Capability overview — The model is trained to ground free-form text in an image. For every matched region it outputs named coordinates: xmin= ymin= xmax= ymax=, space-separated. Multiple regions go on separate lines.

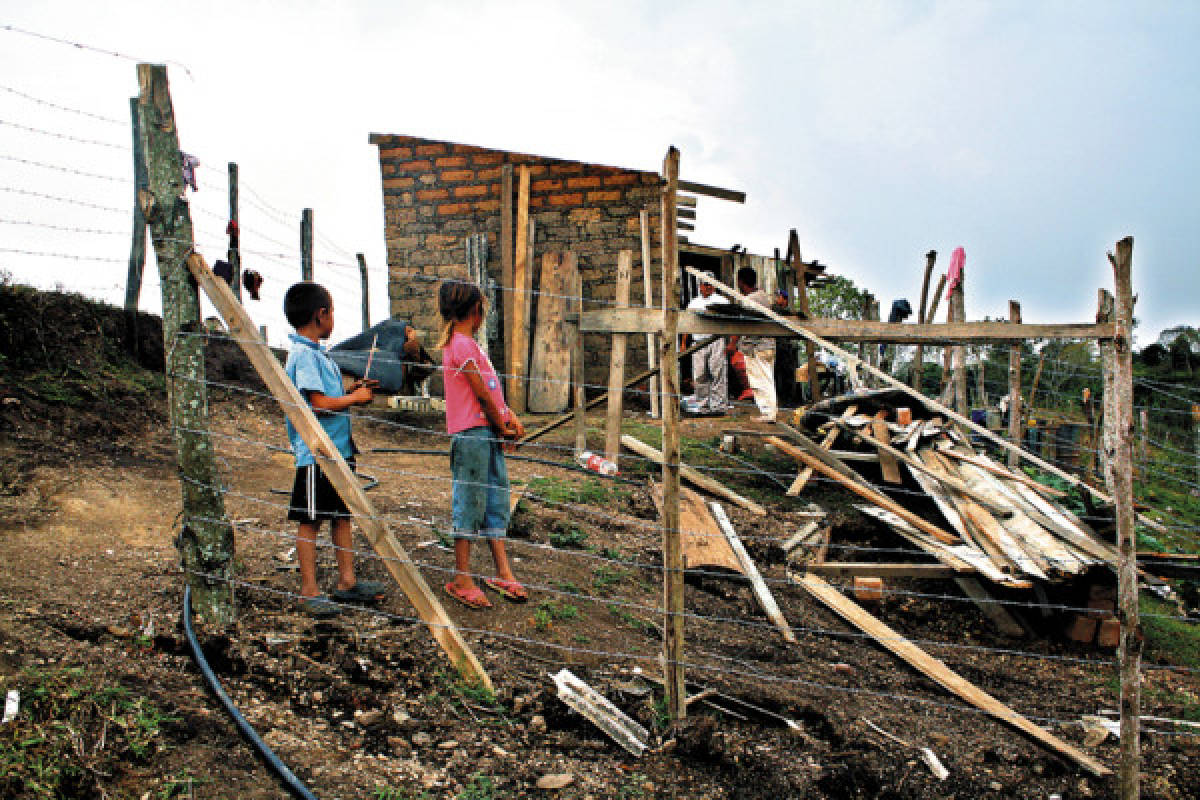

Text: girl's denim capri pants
xmin=450 ymin=425 xmax=510 ymax=539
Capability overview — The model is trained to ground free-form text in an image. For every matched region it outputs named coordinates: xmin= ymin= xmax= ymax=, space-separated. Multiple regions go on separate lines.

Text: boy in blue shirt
xmin=283 ymin=282 xmax=383 ymax=617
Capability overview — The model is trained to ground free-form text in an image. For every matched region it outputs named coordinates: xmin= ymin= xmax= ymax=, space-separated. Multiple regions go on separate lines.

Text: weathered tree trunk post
xmin=1098 ymin=290 xmax=1116 ymax=493
xmin=912 ymin=250 xmax=936 ymax=390
xmin=136 ymin=63 xmax=235 ymax=625
xmin=952 ymin=277 xmax=968 ymax=416
xmin=1008 ymin=301 xmax=1023 ymax=468
xmin=227 ymin=162 xmax=241 ymax=301
xmin=789 ymin=230 xmax=821 ymax=404
xmin=1106 ymin=238 xmax=1140 ymax=800
xmin=1193 ymin=405 xmax=1200 ymax=497
xmin=301 ymin=208 xmax=313 ymax=282
xmin=124 ymin=97 xmax=148 ymax=351
xmin=357 ymin=253 xmax=370 ymax=332
xmin=1137 ymin=409 xmax=1149 ymax=472
xmin=573 ymin=271 xmax=587 ymax=456
xmin=605 ymin=251 xmax=633 ymax=467
xmin=660 ymin=146 xmax=686 ymax=722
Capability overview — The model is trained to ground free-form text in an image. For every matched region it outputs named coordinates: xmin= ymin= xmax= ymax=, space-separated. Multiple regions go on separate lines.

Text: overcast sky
xmin=1 ymin=1 xmax=1197 ymax=348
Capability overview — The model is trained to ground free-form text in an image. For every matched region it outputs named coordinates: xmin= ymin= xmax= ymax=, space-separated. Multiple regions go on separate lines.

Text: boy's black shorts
xmin=287 ymin=459 xmax=354 ymax=523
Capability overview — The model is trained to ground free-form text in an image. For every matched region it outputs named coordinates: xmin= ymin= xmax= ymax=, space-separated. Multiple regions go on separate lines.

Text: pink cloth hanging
xmin=946 ymin=247 xmax=965 ymax=298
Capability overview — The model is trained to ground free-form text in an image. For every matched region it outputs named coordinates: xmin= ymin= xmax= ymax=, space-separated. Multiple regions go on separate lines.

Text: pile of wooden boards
xmin=776 ymin=389 xmax=1120 ymax=594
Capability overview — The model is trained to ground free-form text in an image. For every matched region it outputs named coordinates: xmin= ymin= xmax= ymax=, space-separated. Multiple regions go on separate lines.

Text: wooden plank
xmin=793 ymin=573 xmax=1111 ymax=777
xmin=520 ymin=336 xmax=710 ymax=445
xmin=508 ymin=165 xmax=531 ymax=413
xmin=911 ymin=250 xmax=936 ymax=390
xmin=953 ymin=575 xmax=1027 ymax=637
xmin=804 ymin=562 xmax=956 ymax=579
xmin=184 ymin=250 xmax=492 ymax=691
xmin=500 ymin=163 xmax=514 ymax=381
xmin=357 ymin=253 xmax=370 ymax=332
xmin=787 ymin=404 xmax=856 ymax=495
xmin=640 ymin=209 xmax=659 ymax=419
xmin=766 ymin=435 xmax=958 ymax=545
xmin=124 ymin=97 xmax=148 ymax=317
xmin=576 ymin=308 xmax=1115 ymax=343
xmin=650 ymin=485 xmax=743 ymax=574
xmin=572 ymin=272 xmax=586 ymax=455
xmin=660 ymin=146 xmax=686 ymax=722
xmin=938 ymin=448 xmax=1066 ymax=499
xmin=527 ymin=252 xmax=577 ymax=413
xmin=789 ymin=229 xmax=820 ymax=403
xmin=300 ymin=208 xmax=313 ymax=281
xmin=622 ymin=434 xmax=766 ymax=517
xmin=677 ymin=179 xmax=746 ymax=203
xmin=605 ymin=251 xmax=633 ymax=462
xmin=871 ymin=412 xmax=902 ymax=484
xmin=711 ymin=502 xmax=796 ymax=643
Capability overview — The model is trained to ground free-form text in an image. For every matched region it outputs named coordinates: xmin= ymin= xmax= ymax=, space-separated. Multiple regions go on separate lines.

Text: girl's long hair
xmin=437 ymin=279 xmax=485 ymax=348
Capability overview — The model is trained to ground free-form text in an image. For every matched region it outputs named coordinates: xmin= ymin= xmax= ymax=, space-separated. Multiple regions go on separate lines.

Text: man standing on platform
xmin=682 ymin=272 xmax=730 ymax=415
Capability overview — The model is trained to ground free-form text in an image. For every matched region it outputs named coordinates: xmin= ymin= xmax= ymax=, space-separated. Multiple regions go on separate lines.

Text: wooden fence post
xmin=789 ymin=230 xmax=820 ymax=403
xmin=300 ymin=208 xmax=313 ymax=281
xmin=1138 ymin=409 xmax=1149 ymax=469
xmin=640 ymin=208 xmax=660 ymax=419
xmin=660 ymin=146 xmax=686 ymax=722
xmin=356 ymin=253 xmax=370 ymax=332
xmin=1097 ymin=290 xmax=1116 ymax=493
xmin=509 ymin=166 xmax=531 ymax=413
xmin=912 ymin=250 xmax=936 ymax=390
xmin=605 ymin=251 xmax=633 ymax=465
xmin=952 ymin=277 xmax=968 ymax=416
xmin=136 ymin=63 xmax=234 ymax=626
xmin=501 ymin=164 xmax=514 ymax=382
xmin=1193 ymin=405 xmax=1200 ymax=497
xmin=573 ymin=271 xmax=587 ymax=455
xmin=124 ymin=97 xmax=148 ymax=349
xmin=1107 ymin=237 xmax=1140 ymax=800
xmin=227 ymin=162 xmax=241 ymax=301
xmin=1008 ymin=301 xmax=1023 ymax=468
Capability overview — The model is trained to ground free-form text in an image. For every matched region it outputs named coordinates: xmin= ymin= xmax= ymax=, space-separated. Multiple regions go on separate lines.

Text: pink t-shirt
xmin=442 ymin=333 xmax=510 ymax=434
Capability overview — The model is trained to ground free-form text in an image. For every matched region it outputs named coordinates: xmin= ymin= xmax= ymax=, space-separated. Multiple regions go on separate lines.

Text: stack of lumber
xmin=785 ymin=389 xmax=1119 ymax=590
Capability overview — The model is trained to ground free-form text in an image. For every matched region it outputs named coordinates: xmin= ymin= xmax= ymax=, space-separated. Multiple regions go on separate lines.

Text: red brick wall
xmin=371 ymin=134 xmax=664 ymax=392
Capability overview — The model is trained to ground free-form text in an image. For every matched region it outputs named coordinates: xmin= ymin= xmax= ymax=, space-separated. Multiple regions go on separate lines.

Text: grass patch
xmin=526 ymin=475 xmax=628 ymax=507
xmin=592 ymin=565 xmax=628 ymax=593
xmin=608 ymin=603 xmax=656 ymax=634
xmin=548 ymin=521 xmax=588 ymax=549
xmin=533 ymin=600 xmax=580 ymax=631
xmin=1142 ymin=595 xmax=1200 ymax=670
xmin=0 ymin=667 xmax=178 ymax=799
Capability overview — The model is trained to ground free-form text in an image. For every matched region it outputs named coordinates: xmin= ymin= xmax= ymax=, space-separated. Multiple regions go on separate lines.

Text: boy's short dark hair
xmin=736 ymin=266 xmax=757 ymax=288
xmin=284 ymin=282 xmax=332 ymax=328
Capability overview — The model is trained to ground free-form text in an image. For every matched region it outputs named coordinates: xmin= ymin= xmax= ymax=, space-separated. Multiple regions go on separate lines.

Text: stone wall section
xmin=371 ymin=134 xmax=665 ymax=393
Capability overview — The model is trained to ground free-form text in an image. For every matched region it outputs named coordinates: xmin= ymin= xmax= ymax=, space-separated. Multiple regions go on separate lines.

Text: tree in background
xmin=809 ymin=275 xmax=870 ymax=320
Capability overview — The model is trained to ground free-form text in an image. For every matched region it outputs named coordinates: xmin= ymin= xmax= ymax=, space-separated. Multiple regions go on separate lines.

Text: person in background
xmin=731 ymin=267 xmax=779 ymax=422
xmin=438 ymin=280 xmax=527 ymax=609
xmin=282 ymin=281 xmax=383 ymax=617
xmin=682 ymin=272 xmax=730 ymax=415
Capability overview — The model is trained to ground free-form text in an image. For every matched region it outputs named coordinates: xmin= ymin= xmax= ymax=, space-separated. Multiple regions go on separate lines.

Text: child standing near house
xmin=283 ymin=281 xmax=385 ymax=617
xmin=438 ymin=280 xmax=528 ymax=609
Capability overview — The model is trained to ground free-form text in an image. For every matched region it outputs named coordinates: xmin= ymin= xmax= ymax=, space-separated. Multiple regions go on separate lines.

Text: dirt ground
xmin=1 ymin=288 xmax=1199 ymax=798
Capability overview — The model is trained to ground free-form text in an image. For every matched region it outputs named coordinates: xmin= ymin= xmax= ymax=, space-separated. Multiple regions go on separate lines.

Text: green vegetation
xmin=608 ymin=603 xmax=655 ymax=634
xmin=458 ymin=772 xmax=499 ymax=800
xmin=548 ymin=521 xmax=589 ymax=549
xmin=533 ymin=600 xmax=580 ymax=631
xmin=592 ymin=565 xmax=628 ymax=593
xmin=526 ymin=475 xmax=628 ymax=507
xmin=374 ymin=787 xmax=432 ymax=800
xmin=0 ymin=667 xmax=178 ymax=799
xmin=1141 ymin=595 xmax=1200 ymax=671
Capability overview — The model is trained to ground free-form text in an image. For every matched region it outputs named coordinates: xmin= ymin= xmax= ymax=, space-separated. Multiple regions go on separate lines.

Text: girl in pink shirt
xmin=438 ymin=280 xmax=527 ymax=609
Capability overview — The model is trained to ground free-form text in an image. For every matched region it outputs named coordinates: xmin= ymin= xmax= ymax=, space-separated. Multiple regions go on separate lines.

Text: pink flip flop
xmin=444 ymin=582 xmax=492 ymax=609
xmin=483 ymin=577 xmax=529 ymax=603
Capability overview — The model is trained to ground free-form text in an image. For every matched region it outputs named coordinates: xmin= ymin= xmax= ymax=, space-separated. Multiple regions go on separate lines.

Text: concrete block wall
xmin=370 ymin=134 xmax=665 ymax=395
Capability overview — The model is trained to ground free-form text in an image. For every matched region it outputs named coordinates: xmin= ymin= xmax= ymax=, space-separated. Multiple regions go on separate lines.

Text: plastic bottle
xmin=576 ymin=450 xmax=619 ymax=476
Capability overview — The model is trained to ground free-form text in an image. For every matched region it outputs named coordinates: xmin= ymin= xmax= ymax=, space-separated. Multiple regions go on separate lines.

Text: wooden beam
xmin=572 ymin=272 xmax=586 ymax=456
xmin=677 ymin=179 xmax=745 ymax=203
xmin=357 ymin=253 xmax=370 ymax=332
xmin=123 ymin=97 xmax=148 ymax=349
xmin=953 ymin=575 xmax=1027 ymax=637
xmin=676 ymin=207 xmax=696 ymax=220
xmin=912 ymin=250 xmax=936 ymax=390
xmin=227 ymin=162 xmax=240 ymax=302
xmin=710 ymin=503 xmax=796 ymax=643
xmin=938 ymin=448 xmax=1066 ymax=499
xmin=300 ymin=208 xmax=313 ymax=281
xmin=605 ymin=251 xmax=633 ymax=465
xmin=185 ymin=251 xmax=492 ymax=690
xmin=1007 ymin=301 xmax=1022 ymax=467
xmin=500 ymin=163 xmax=514 ymax=384
xmin=766 ymin=435 xmax=958 ymax=545
xmin=793 ymin=574 xmax=1110 ymax=777
xmin=640 ymin=208 xmax=659 ymax=420
xmin=788 ymin=405 xmax=856 ymax=496
xmin=575 ymin=308 xmax=1114 ymax=343
xmin=789 ymin=229 xmax=820 ymax=403
xmin=1108 ymin=237 xmax=1140 ymax=799
xmin=661 ymin=146 xmax=686 ymax=723
xmin=804 ymin=562 xmax=956 ymax=579
xmin=622 ymin=434 xmax=766 ymax=517
xmin=676 ymin=194 xmax=697 ymax=207
xmin=509 ymin=165 xmax=531 ymax=412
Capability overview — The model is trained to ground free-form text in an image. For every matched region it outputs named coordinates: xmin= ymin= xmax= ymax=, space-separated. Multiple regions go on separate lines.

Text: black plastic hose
xmin=183 ymin=585 xmax=319 ymax=800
